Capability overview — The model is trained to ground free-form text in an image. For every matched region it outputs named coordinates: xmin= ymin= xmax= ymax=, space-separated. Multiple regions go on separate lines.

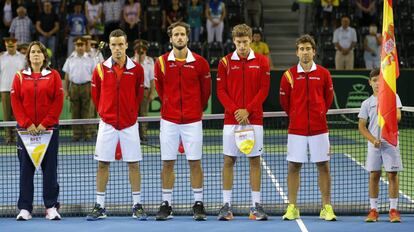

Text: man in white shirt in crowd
xmin=333 ymin=15 xmax=357 ymax=70
xmin=63 ymin=36 xmax=96 ymax=141
xmin=133 ymin=39 xmax=155 ymax=142
xmin=0 ymin=37 xmax=26 ymax=144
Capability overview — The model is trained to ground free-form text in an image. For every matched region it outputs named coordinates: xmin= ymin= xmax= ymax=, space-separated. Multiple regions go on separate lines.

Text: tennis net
xmin=0 ymin=108 xmax=413 ymax=217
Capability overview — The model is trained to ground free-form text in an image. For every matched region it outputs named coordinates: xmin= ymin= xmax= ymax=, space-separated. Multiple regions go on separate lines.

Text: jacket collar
xmin=231 ymin=49 xmax=255 ymax=61
xmin=297 ymin=61 xmax=317 ymax=73
xmin=167 ymin=48 xmax=196 ymax=63
xmin=22 ymin=67 xmax=51 ymax=76
xmin=103 ymin=56 xmax=136 ymax=70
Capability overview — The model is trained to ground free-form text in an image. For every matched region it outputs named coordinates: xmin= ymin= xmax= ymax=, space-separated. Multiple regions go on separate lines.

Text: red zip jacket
xmin=11 ymin=68 xmax=64 ymax=128
xmin=216 ymin=50 xmax=270 ymax=125
xmin=279 ymin=63 xmax=334 ymax=136
xmin=154 ymin=50 xmax=211 ymax=124
xmin=91 ymin=57 xmax=144 ymax=130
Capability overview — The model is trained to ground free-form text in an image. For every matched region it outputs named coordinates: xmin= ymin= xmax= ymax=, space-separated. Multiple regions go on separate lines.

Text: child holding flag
xmin=358 ymin=68 xmax=403 ymax=222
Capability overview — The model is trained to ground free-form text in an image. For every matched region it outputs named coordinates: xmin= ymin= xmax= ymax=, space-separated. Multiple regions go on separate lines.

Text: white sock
xmin=162 ymin=189 xmax=173 ymax=204
xmin=252 ymin=191 xmax=261 ymax=206
xmin=132 ymin=192 xmax=141 ymax=205
xmin=97 ymin=192 xmax=105 ymax=208
xmin=223 ymin=190 xmax=232 ymax=205
xmin=193 ymin=188 xmax=203 ymax=202
xmin=390 ymin=198 xmax=398 ymax=210
xmin=369 ymin=198 xmax=378 ymax=210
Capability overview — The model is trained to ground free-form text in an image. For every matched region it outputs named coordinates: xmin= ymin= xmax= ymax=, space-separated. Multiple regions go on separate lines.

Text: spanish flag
xmin=378 ymin=0 xmax=399 ymax=146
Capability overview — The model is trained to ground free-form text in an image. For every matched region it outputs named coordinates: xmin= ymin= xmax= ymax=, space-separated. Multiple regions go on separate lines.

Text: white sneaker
xmin=45 ymin=207 xmax=61 ymax=220
xmin=16 ymin=209 xmax=32 ymax=221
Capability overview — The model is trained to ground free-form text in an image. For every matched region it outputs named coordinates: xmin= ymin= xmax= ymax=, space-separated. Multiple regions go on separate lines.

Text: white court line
xmin=261 ymin=157 xmax=309 ymax=232
xmin=343 ymin=153 xmax=414 ymax=204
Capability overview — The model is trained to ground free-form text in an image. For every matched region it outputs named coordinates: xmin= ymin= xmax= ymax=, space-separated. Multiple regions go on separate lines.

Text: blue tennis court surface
xmin=1 ymin=215 xmax=414 ymax=232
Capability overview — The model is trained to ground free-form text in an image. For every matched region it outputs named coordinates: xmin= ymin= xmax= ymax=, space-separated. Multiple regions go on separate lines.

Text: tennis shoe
xmin=86 ymin=203 xmax=107 ymax=221
xmin=132 ymin=203 xmax=147 ymax=220
xmin=192 ymin=201 xmax=207 ymax=221
xmin=45 ymin=206 xmax=61 ymax=220
xmin=16 ymin=209 xmax=32 ymax=221
xmin=319 ymin=204 xmax=337 ymax=221
xmin=282 ymin=204 xmax=300 ymax=220
xmin=217 ymin=203 xmax=233 ymax=221
xmin=249 ymin=203 xmax=268 ymax=221
xmin=155 ymin=201 xmax=173 ymax=221
xmin=365 ymin=208 xmax=379 ymax=222
xmin=389 ymin=209 xmax=401 ymax=223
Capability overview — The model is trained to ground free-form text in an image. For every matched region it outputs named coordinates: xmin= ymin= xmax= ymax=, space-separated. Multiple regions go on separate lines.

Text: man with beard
xmin=154 ymin=22 xmax=211 ymax=221
xmin=279 ymin=34 xmax=336 ymax=221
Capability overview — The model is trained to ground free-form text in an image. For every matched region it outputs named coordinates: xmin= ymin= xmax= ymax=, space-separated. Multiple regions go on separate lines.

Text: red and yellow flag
xmin=378 ymin=0 xmax=399 ymax=146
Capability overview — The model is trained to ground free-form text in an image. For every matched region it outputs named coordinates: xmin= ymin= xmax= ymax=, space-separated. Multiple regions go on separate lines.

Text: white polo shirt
xmin=0 ymin=51 xmax=26 ymax=92
xmin=135 ymin=55 xmax=154 ymax=89
xmin=333 ymin=26 xmax=357 ymax=50
xmin=62 ymin=52 xmax=95 ymax=84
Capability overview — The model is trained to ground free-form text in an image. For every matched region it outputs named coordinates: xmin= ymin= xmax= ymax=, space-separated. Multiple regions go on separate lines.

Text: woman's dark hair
xmin=26 ymin=41 xmax=49 ymax=71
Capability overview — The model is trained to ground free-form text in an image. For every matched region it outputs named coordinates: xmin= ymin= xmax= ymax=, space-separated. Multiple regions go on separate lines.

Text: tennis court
xmin=0 ymin=109 xmax=413 ymax=232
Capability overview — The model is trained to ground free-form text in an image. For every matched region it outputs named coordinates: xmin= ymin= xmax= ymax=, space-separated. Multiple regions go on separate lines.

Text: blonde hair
xmin=231 ymin=24 xmax=252 ymax=39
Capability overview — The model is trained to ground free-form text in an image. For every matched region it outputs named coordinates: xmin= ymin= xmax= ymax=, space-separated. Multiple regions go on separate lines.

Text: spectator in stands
xmin=102 ymin=0 xmax=124 ymax=41
xmin=187 ymin=0 xmax=203 ymax=42
xmin=205 ymin=0 xmax=226 ymax=43
xmin=16 ymin=0 xmax=37 ymax=21
xmin=321 ymin=0 xmax=339 ymax=30
xmin=356 ymin=0 xmax=376 ymax=27
xmin=250 ymin=28 xmax=274 ymax=68
xmin=166 ymin=0 xmax=186 ymax=28
xmin=85 ymin=0 xmax=104 ymax=41
xmin=144 ymin=0 xmax=165 ymax=44
xmin=9 ymin=6 xmax=34 ymax=45
xmin=244 ymin=0 xmax=262 ymax=28
xmin=66 ymin=1 xmax=87 ymax=56
xmin=297 ymin=0 xmax=314 ymax=35
xmin=36 ymin=1 xmax=59 ymax=65
xmin=0 ymin=0 xmax=18 ymax=46
xmin=363 ymin=23 xmax=381 ymax=69
xmin=123 ymin=0 xmax=141 ymax=44
xmin=333 ymin=15 xmax=357 ymax=70
xmin=133 ymin=40 xmax=155 ymax=142
xmin=63 ymin=37 xmax=95 ymax=142
xmin=0 ymin=37 xmax=26 ymax=144
xmin=12 ymin=41 xmax=64 ymax=221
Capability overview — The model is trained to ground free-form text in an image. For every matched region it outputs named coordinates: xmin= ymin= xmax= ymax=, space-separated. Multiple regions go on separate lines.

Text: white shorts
xmin=94 ymin=120 xmax=142 ymax=162
xmin=287 ymin=133 xmax=330 ymax=163
xmin=365 ymin=143 xmax=403 ymax=172
xmin=160 ymin=119 xmax=202 ymax=161
xmin=223 ymin=125 xmax=263 ymax=157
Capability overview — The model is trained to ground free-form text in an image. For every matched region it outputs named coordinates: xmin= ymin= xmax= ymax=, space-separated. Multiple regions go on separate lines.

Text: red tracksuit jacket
xmin=91 ymin=57 xmax=144 ymax=130
xmin=279 ymin=63 xmax=334 ymax=136
xmin=154 ymin=50 xmax=211 ymax=124
xmin=11 ymin=68 xmax=64 ymax=128
xmin=216 ymin=50 xmax=270 ymax=125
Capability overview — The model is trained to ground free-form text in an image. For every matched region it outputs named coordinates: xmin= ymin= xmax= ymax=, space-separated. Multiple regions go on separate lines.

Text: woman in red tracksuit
xmin=11 ymin=41 xmax=64 ymax=221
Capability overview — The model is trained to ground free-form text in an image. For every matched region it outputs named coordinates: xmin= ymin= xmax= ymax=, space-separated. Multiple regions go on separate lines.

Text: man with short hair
xmin=62 ymin=37 xmax=95 ymax=141
xmin=0 ymin=37 xmax=26 ymax=144
xmin=133 ymin=39 xmax=155 ymax=142
xmin=87 ymin=29 xmax=147 ymax=221
xmin=9 ymin=6 xmax=34 ymax=44
xmin=154 ymin=21 xmax=211 ymax=221
xmin=333 ymin=15 xmax=357 ymax=70
xmin=216 ymin=23 xmax=270 ymax=221
xmin=279 ymin=34 xmax=336 ymax=221
xmin=36 ymin=1 xmax=59 ymax=64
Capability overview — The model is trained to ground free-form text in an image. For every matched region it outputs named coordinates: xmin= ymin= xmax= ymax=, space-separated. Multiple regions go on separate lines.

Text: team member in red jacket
xmin=279 ymin=35 xmax=336 ymax=221
xmin=87 ymin=29 xmax=147 ymax=221
xmin=154 ymin=22 xmax=211 ymax=221
xmin=11 ymin=41 xmax=64 ymax=220
xmin=216 ymin=24 xmax=270 ymax=221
